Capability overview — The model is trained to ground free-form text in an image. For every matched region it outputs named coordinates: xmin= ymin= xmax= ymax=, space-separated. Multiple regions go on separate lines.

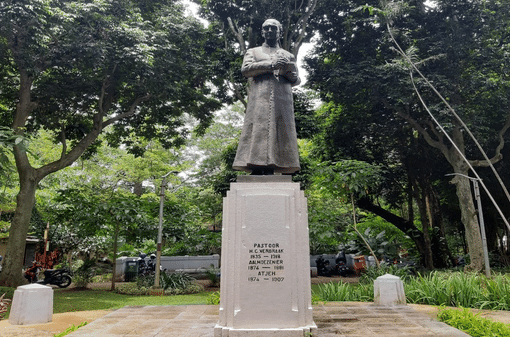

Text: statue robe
xmin=233 ymin=43 xmax=301 ymax=174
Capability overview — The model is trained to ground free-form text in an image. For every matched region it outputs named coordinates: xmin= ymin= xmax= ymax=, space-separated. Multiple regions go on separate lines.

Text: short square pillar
xmin=9 ymin=283 xmax=53 ymax=325
xmin=374 ymin=274 xmax=406 ymax=306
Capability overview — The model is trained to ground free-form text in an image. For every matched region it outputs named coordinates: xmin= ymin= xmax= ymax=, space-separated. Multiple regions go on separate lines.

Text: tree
xmin=197 ymin=0 xmax=319 ymax=106
xmin=305 ymin=0 xmax=510 ymax=271
xmin=51 ymin=188 xmax=153 ymax=290
xmin=0 ymin=0 xmax=221 ymax=286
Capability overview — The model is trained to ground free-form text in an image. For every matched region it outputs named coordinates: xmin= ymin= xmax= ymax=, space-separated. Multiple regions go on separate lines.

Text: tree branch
xmin=102 ymin=94 xmax=152 ymax=128
xmin=59 ymin=125 xmax=67 ymax=160
xmin=492 ymin=108 xmax=510 ymax=160
xmin=227 ymin=17 xmax=246 ymax=54
xmin=289 ymin=0 xmax=318 ymax=57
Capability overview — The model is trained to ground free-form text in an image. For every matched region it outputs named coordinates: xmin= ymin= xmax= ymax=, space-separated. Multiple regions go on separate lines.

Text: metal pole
xmin=154 ymin=177 xmax=165 ymax=288
xmin=473 ymin=180 xmax=491 ymax=278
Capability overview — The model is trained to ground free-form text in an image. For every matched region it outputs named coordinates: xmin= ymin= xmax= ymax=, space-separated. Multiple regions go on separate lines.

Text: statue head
xmin=262 ymin=19 xmax=282 ymax=42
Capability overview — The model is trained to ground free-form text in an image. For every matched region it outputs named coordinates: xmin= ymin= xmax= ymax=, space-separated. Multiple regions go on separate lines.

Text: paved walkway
xmin=45 ymin=303 xmax=471 ymax=337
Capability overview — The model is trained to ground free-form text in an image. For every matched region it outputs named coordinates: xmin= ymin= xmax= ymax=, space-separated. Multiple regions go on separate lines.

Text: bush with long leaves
xmin=314 ymin=271 xmax=510 ymax=310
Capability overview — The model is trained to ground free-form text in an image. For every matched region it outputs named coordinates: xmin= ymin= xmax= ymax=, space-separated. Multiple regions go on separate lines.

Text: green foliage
xmin=51 ymin=288 xmax=210 ymax=313
xmin=0 ymin=287 xmax=15 ymax=300
xmin=0 ymin=293 xmax=11 ymax=320
xmin=358 ymin=264 xmax=413 ymax=285
xmin=314 ymin=281 xmax=374 ymax=302
xmin=315 ymin=271 xmax=510 ymax=311
xmin=438 ymin=308 xmax=510 ymax=337
xmin=116 ymin=272 xmax=201 ymax=296
xmin=206 ymin=291 xmax=220 ymax=305
xmin=53 ymin=322 xmax=88 ymax=337
xmin=205 ymin=266 xmax=220 ymax=287
xmin=135 ymin=272 xmax=195 ymax=292
xmin=160 ymin=272 xmax=195 ymax=291
xmin=405 ymin=272 xmax=510 ymax=310
xmin=313 ymin=160 xmax=384 ymax=199
xmin=72 ymin=259 xmax=96 ymax=289
xmin=345 ymin=214 xmax=416 ymax=260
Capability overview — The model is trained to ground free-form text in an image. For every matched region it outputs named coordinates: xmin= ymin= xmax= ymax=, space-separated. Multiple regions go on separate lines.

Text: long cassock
xmin=233 ymin=42 xmax=301 ymax=174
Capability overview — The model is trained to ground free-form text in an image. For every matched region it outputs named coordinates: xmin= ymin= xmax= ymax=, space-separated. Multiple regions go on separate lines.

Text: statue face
xmin=262 ymin=20 xmax=281 ymax=42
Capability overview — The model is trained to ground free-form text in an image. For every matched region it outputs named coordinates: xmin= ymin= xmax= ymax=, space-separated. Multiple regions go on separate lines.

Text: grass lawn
xmin=0 ymin=284 xmax=212 ymax=318
xmin=52 ymin=288 xmax=211 ymax=313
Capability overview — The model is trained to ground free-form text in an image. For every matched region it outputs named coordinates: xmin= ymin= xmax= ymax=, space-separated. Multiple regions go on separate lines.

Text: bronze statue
xmin=232 ymin=19 xmax=301 ymax=175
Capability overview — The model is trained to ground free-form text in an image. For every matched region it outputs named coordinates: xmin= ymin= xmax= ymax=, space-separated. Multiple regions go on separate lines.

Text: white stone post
xmin=9 ymin=283 xmax=53 ymax=325
xmin=374 ymin=274 xmax=406 ymax=306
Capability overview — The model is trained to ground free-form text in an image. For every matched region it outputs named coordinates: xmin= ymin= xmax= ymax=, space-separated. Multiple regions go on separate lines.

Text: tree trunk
xmin=410 ymin=178 xmax=434 ymax=269
xmin=111 ymin=221 xmax=119 ymax=291
xmin=0 ymin=70 xmax=39 ymax=287
xmin=450 ymin=172 xmax=484 ymax=271
xmin=356 ymin=197 xmax=430 ymax=267
xmin=0 ymin=170 xmax=38 ymax=287
xmin=446 ymin=128 xmax=484 ymax=271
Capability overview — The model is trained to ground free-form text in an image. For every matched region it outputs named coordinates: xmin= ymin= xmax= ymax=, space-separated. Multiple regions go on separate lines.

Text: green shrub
xmin=164 ymin=283 xmax=203 ymax=295
xmin=136 ymin=274 xmax=156 ymax=289
xmin=92 ymin=273 xmax=112 ymax=283
xmin=116 ymin=272 xmax=199 ymax=296
xmin=438 ymin=307 xmax=510 ymax=337
xmin=207 ymin=291 xmax=220 ymax=305
xmin=205 ymin=266 xmax=220 ymax=287
xmin=0 ymin=286 xmax=15 ymax=300
xmin=115 ymin=283 xmax=150 ymax=295
xmin=0 ymin=293 xmax=11 ymax=320
xmin=115 ymin=281 xmax=203 ymax=296
xmin=315 ymin=270 xmax=510 ymax=310
xmin=314 ymin=281 xmax=373 ymax=302
xmin=359 ymin=264 xmax=413 ymax=284
xmin=73 ymin=259 xmax=96 ymax=288
xmin=404 ymin=271 xmax=510 ymax=310
xmin=160 ymin=272 xmax=195 ymax=291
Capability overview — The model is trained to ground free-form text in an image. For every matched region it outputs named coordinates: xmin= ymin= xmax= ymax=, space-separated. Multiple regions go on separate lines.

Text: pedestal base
xmin=214 ymin=325 xmax=316 ymax=337
xmin=215 ymin=177 xmax=316 ymax=336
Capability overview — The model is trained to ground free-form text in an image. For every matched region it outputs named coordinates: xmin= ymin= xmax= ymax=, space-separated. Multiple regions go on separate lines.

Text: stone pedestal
xmin=374 ymin=274 xmax=406 ymax=306
xmin=9 ymin=283 xmax=53 ymax=325
xmin=215 ymin=176 xmax=316 ymax=337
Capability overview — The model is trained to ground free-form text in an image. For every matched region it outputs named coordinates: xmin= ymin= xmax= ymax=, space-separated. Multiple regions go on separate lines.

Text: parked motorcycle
xmin=24 ymin=261 xmax=72 ymax=288
xmin=315 ymin=256 xmax=332 ymax=277
xmin=333 ymin=261 xmax=348 ymax=277
xmin=138 ymin=253 xmax=154 ymax=276
xmin=38 ymin=268 xmax=73 ymax=288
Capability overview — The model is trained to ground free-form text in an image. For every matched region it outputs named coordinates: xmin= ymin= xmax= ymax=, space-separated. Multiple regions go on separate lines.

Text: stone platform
xmin=58 ymin=303 xmax=469 ymax=337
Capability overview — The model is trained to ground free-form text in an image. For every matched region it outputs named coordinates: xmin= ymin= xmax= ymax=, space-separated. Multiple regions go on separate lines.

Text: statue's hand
xmin=273 ymin=51 xmax=290 ymax=70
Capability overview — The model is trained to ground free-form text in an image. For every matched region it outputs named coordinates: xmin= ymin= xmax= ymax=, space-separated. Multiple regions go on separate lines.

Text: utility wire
xmin=385 ymin=23 xmax=510 ymax=232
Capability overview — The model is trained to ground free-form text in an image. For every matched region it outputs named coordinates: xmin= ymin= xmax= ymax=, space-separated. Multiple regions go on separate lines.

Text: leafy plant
xmin=314 ymin=281 xmax=374 ymax=302
xmin=358 ymin=264 xmax=414 ymax=285
xmin=0 ymin=293 xmax=11 ymax=320
xmin=134 ymin=272 xmax=195 ymax=293
xmin=438 ymin=307 xmax=510 ymax=337
xmin=207 ymin=291 xmax=220 ymax=305
xmin=54 ymin=322 xmax=88 ymax=337
xmin=205 ymin=265 xmax=220 ymax=287
xmin=160 ymin=272 xmax=195 ymax=291
xmin=72 ymin=259 xmax=96 ymax=288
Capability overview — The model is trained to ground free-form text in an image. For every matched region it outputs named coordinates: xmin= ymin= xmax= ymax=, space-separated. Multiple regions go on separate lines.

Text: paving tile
xmin=63 ymin=303 xmax=471 ymax=337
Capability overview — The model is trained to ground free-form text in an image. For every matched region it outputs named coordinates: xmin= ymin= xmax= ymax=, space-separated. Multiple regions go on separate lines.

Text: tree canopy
xmin=305 ymin=0 xmax=510 ymax=270
xmin=0 ymin=0 xmax=222 ymax=286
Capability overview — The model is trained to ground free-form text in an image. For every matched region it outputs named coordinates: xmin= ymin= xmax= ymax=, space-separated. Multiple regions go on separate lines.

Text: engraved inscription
xmin=247 ymin=242 xmax=285 ymax=283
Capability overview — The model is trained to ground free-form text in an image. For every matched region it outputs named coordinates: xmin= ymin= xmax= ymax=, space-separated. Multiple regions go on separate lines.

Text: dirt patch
xmin=0 ymin=310 xmax=112 ymax=337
